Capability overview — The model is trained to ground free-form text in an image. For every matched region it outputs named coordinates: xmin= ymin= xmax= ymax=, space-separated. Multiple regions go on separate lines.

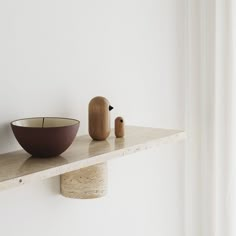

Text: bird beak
xmin=109 ymin=105 xmax=114 ymax=111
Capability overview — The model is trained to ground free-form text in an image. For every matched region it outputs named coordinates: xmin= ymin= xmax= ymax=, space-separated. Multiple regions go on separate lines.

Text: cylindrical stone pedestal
xmin=60 ymin=162 xmax=108 ymax=199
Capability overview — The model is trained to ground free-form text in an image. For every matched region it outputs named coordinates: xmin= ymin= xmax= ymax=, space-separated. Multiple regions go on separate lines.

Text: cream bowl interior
xmin=12 ymin=117 xmax=79 ymax=128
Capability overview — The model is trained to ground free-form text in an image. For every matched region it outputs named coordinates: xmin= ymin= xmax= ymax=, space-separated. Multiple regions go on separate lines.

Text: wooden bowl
xmin=11 ymin=117 xmax=80 ymax=157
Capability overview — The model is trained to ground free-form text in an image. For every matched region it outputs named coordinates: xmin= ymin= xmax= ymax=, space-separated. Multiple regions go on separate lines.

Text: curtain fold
xmin=185 ymin=0 xmax=234 ymax=235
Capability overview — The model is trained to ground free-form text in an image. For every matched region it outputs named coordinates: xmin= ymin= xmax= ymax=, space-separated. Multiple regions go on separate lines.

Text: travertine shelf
xmin=0 ymin=126 xmax=185 ymax=191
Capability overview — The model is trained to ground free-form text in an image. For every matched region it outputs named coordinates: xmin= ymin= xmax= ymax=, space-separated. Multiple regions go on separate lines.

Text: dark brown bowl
xmin=11 ymin=117 xmax=80 ymax=157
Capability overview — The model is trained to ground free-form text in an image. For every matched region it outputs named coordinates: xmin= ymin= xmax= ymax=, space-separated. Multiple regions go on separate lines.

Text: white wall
xmin=0 ymin=0 xmax=185 ymax=236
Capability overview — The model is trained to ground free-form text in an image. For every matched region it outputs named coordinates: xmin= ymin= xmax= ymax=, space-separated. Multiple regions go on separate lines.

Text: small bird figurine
xmin=89 ymin=96 xmax=114 ymax=141
xmin=115 ymin=117 xmax=125 ymax=138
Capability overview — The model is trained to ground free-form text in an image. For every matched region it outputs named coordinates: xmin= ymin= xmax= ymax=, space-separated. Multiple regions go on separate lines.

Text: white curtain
xmin=185 ymin=0 xmax=235 ymax=236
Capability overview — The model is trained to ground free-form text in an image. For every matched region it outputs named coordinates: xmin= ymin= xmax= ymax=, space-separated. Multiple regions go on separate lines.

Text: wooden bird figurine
xmin=115 ymin=117 xmax=125 ymax=138
xmin=89 ymin=96 xmax=113 ymax=141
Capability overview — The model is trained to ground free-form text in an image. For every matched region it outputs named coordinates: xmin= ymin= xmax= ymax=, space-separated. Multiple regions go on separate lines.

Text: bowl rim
xmin=11 ymin=117 xmax=80 ymax=129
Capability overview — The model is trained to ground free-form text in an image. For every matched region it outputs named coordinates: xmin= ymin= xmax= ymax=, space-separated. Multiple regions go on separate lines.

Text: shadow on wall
xmin=45 ymin=176 xmax=61 ymax=196
xmin=0 ymin=122 xmax=16 ymax=154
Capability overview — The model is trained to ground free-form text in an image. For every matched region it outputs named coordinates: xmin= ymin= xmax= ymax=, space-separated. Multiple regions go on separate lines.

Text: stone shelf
xmin=0 ymin=126 xmax=185 ymax=191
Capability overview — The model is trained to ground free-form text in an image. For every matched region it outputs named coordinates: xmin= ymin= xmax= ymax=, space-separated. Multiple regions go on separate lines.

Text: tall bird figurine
xmin=89 ymin=96 xmax=113 ymax=141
